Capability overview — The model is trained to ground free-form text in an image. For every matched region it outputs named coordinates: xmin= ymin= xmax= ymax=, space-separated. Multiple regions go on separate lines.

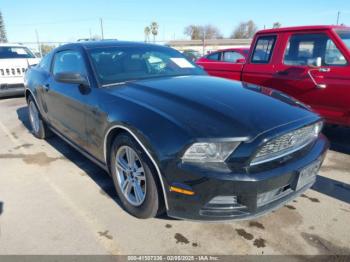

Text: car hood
xmin=105 ymin=75 xmax=318 ymax=140
xmin=0 ymin=58 xmax=40 ymax=67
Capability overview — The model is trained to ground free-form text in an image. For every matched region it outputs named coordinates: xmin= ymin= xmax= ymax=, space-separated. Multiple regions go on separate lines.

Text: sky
xmin=1 ymin=0 xmax=350 ymax=44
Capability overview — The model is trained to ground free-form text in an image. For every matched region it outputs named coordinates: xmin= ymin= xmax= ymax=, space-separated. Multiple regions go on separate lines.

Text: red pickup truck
xmin=197 ymin=25 xmax=350 ymax=127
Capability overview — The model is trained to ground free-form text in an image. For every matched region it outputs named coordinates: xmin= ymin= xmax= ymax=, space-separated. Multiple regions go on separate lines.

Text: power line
xmin=8 ymin=18 xmax=97 ymax=27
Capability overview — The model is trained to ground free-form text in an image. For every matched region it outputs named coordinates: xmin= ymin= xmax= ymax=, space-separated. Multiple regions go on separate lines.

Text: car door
xmin=32 ymin=51 xmax=54 ymax=121
xmin=217 ymin=51 xmax=246 ymax=80
xmin=197 ymin=51 xmax=245 ymax=80
xmin=44 ymin=49 xmax=88 ymax=148
xmin=242 ymin=34 xmax=280 ymax=88
xmin=272 ymin=31 xmax=350 ymax=125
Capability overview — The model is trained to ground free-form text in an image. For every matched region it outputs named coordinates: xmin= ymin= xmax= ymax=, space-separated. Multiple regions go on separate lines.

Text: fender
xmin=104 ymin=125 xmax=169 ymax=210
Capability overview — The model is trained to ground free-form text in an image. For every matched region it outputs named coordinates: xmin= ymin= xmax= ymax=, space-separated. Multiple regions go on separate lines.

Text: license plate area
xmin=296 ymin=159 xmax=321 ymax=191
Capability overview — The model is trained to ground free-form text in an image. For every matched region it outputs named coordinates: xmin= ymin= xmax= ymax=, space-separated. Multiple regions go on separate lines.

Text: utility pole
xmin=202 ymin=31 xmax=206 ymax=56
xmin=336 ymin=11 xmax=341 ymax=25
xmin=100 ymin=18 xmax=104 ymax=40
xmin=35 ymin=29 xmax=42 ymax=58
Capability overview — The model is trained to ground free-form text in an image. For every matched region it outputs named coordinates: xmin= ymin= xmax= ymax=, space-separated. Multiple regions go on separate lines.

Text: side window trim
xmin=250 ymin=35 xmax=277 ymax=64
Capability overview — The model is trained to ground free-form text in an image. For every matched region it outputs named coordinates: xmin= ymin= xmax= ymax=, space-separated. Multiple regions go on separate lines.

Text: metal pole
xmin=202 ymin=31 xmax=206 ymax=56
xmin=35 ymin=29 xmax=42 ymax=58
xmin=100 ymin=18 xmax=104 ymax=40
xmin=337 ymin=11 xmax=340 ymax=25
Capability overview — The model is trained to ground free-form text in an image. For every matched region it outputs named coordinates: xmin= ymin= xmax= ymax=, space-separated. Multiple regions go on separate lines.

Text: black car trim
xmin=104 ymin=125 xmax=169 ymax=210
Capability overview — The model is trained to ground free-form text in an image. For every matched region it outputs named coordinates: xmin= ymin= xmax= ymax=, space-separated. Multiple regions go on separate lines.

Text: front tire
xmin=28 ymin=96 xmax=50 ymax=139
xmin=110 ymin=133 xmax=160 ymax=219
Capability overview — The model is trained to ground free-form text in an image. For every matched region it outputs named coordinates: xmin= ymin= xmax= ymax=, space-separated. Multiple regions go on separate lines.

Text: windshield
xmin=88 ymin=45 xmax=205 ymax=86
xmin=337 ymin=30 xmax=350 ymax=50
xmin=0 ymin=46 xmax=36 ymax=59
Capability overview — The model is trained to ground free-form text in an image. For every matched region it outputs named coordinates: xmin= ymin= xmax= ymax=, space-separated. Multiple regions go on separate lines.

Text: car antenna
xmin=26 ymin=58 xmax=31 ymax=69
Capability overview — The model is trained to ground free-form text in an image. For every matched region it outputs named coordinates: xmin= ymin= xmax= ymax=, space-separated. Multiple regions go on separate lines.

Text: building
xmin=167 ymin=38 xmax=252 ymax=55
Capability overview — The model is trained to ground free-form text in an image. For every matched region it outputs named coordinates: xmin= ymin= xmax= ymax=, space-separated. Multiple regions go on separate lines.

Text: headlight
xmin=182 ymin=142 xmax=240 ymax=163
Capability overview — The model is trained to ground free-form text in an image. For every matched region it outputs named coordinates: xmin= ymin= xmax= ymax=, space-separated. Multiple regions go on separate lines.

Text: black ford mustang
xmin=24 ymin=41 xmax=328 ymax=221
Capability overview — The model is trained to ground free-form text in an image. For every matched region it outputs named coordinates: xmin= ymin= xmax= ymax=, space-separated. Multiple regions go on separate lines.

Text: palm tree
xmin=150 ymin=22 xmax=159 ymax=43
xmin=144 ymin=26 xmax=151 ymax=42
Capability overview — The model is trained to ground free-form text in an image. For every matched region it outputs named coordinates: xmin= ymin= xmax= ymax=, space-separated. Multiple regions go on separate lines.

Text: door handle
xmin=44 ymin=84 xmax=50 ymax=91
xmin=308 ymin=68 xmax=330 ymax=89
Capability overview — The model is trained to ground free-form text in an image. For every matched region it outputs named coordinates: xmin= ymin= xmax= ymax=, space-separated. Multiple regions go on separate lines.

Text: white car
xmin=0 ymin=44 xmax=40 ymax=98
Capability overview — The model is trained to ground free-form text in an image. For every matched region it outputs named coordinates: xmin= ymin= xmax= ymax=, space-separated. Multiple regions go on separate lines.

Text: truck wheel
xmin=110 ymin=133 xmax=160 ymax=219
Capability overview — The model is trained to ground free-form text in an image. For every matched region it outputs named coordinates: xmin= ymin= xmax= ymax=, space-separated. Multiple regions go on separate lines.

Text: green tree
xmin=150 ymin=22 xmax=159 ymax=43
xmin=231 ymin=20 xmax=258 ymax=39
xmin=144 ymin=26 xmax=151 ymax=42
xmin=0 ymin=10 xmax=8 ymax=43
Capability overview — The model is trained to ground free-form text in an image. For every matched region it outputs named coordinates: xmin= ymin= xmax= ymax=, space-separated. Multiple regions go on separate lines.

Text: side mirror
xmin=307 ymin=57 xmax=322 ymax=67
xmin=235 ymin=58 xmax=246 ymax=64
xmin=54 ymin=72 xmax=89 ymax=86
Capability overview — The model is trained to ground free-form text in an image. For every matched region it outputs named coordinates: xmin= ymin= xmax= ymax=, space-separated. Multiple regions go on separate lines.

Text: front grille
xmin=251 ymin=122 xmax=322 ymax=165
xmin=0 ymin=67 xmax=26 ymax=77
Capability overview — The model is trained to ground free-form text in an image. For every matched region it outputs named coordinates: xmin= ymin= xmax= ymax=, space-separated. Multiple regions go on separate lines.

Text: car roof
xmin=58 ymin=40 xmax=166 ymax=50
xmin=256 ymin=25 xmax=350 ymax=35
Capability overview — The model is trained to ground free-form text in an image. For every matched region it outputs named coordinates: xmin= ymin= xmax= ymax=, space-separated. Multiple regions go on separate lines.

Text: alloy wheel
xmin=115 ymin=146 xmax=147 ymax=206
xmin=29 ymin=101 xmax=40 ymax=134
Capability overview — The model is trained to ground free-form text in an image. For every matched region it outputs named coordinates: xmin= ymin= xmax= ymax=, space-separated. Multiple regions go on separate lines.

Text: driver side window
xmin=52 ymin=50 xmax=86 ymax=76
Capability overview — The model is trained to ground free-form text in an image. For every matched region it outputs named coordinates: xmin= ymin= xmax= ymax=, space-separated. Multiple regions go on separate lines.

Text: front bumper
xmin=0 ymin=77 xmax=25 ymax=98
xmin=0 ymin=83 xmax=25 ymax=97
xmin=165 ymin=135 xmax=328 ymax=221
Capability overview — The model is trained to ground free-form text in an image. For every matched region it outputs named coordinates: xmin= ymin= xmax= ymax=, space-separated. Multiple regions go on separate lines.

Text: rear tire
xmin=110 ymin=133 xmax=160 ymax=219
xmin=28 ymin=96 xmax=50 ymax=139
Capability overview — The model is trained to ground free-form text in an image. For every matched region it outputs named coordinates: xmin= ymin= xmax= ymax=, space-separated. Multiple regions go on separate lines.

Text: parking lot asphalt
xmin=0 ymin=97 xmax=349 ymax=256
